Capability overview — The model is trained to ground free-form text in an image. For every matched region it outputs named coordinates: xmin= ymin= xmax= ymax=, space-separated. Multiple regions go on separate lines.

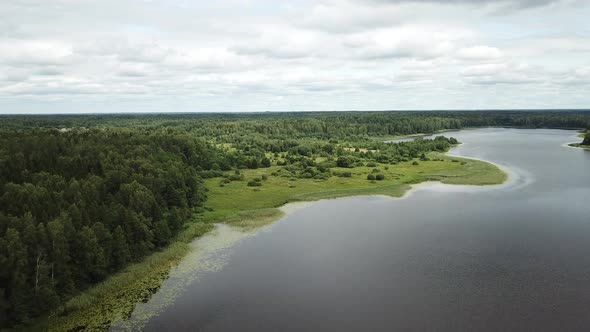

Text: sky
xmin=0 ymin=0 xmax=589 ymax=113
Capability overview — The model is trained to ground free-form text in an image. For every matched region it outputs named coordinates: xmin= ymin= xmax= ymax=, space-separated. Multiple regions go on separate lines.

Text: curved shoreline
xmin=40 ymin=133 xmax=510 ymax=331
xmin=277 ymin=152 xmax=514 ymax=216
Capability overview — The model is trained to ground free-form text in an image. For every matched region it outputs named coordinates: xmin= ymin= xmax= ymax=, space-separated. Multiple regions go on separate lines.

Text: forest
xmin=0 ymin=110 xmax=589 ymax=329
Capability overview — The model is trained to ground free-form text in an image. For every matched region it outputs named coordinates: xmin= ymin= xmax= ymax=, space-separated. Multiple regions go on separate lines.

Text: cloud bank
xmin=0 ymin=0 xmax=588 ymax=113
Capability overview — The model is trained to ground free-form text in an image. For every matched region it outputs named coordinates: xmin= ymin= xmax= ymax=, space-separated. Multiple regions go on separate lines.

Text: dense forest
xmin=0 ymin=110 xmax=589 ymax=329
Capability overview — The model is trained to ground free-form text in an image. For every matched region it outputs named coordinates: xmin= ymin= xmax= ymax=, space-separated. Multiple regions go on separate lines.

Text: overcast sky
xmin=1 ymin=0 xmax=589 ymax=113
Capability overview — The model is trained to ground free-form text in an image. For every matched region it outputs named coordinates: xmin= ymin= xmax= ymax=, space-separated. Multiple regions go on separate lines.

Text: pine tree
xmin=3 ymin=228 xmax=29 ymax=323
xmin=111 ymin=226 xmax=131 ymax=269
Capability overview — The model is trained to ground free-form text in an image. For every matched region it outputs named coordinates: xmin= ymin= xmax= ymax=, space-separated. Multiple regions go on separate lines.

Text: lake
xmin=114 ymin=128 xmax=590 ymax=331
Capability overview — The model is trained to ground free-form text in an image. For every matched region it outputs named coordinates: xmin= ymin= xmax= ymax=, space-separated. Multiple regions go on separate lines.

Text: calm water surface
xmin=123 ymin=128 xmax=590 ymax=331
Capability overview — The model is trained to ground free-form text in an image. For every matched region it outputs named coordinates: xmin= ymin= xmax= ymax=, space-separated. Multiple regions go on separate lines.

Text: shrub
xmin=340 ymin=172 xmax=352 ymax=178
xmin=260 ymin=157 xmax=272 ymax=168
xmin=229 ymin=174 xmax=243 ymax=181
xmin=247 ymin=180 xmax=262 ymax=187
xmin=314 ymin=173 xmax=330 ymax=180
xmin=200 ymin=170 xmax=223 ymax=178
xmin=366 ymin=162 xmax=377 ymax=167
xmin=375 ymin=174 xmax=385 ymax=181
xmin=367 ymin=174 xmax=376 ymax=180
xmin=261 ymin=174 xmax=268 ymax=180
xmin=336 ymin=156 xmax=355 ymax=168
xmin=412 ymin=161 xmax=419 ymax=165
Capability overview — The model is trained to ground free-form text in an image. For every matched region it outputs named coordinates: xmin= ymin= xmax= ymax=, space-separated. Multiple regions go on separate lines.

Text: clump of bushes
xmin=229 ymin=174 xmax=244 ymax=181
xmin=367 ymin=174 xmax=376 ymax=180
xmin=375 ymin=174 xmax=385 ymax=181
xmin=247 ymin=180 xmax=262 ymax=187
xmin=366 ymin=162 xmax=377 ymax=167
xmin=340 ymin=172 xmax=352 ymax=178
xmin=412 ymin=161 xmax=419 ymax=165
xmin=336 ymin=156 xmax=356 ymax=168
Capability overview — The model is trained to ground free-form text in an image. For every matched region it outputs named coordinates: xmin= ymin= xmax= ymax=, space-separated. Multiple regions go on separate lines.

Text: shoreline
xmin=37 ymin=135 xmax=510 ymax=331
xmin=276 ymin=153 xmax=513 ymax=214
xmin=563 ymin=131 xmax=589 ymax=150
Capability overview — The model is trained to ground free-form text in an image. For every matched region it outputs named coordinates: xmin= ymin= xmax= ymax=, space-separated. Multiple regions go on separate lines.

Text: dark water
xmin=144 ymin=128 xmax=590 ymax=331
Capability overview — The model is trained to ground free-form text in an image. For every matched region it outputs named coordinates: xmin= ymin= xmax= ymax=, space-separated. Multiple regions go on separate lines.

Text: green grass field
xmin=201 ymin=153 xmax=507 ymax=226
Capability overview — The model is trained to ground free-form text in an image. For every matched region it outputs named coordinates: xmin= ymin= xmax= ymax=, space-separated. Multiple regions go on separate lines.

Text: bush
xmin=336 ymin=156 xmax=355 ymax=168
xmin=247 ymin=180 xmax=262 ymax=187
xmin=366 ymin=162 xmax=377 ymax=167
xmin=367 ymin=174 xmax=376 ymax=180
xmin=260 ymin=157 xmax=272 ymax=168
xmin=412 ymin=161 xmax=419 ymax=165
xmin=229 ymin=174 xmax=243 ymax=181
xmin=200 ymin=170 xmax=224 ymax=178
xmin=375 ymin=174 xmax=385 ymax=181
xmin=340 ymin=172 xmax=352 ymax=178
xmin=261 ymin=174 xmax=268 ymax=180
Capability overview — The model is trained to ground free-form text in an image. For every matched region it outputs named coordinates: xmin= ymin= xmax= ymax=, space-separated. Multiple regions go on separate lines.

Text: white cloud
xmin=0 ymin=0 xmax=588 ymax=112
xmin=0 ymin=40 xmax=72 ymax=65
xmin=457 ymin=46 xmax=503 ymax=60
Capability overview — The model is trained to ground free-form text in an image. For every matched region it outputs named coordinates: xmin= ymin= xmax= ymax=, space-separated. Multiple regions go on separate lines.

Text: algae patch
xmin=110 ymin=222 xmax=275 ymax=331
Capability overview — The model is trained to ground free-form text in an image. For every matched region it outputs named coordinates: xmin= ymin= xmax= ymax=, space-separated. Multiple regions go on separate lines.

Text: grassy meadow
xmin=201 ymin=152 xmax=507 ymax=226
